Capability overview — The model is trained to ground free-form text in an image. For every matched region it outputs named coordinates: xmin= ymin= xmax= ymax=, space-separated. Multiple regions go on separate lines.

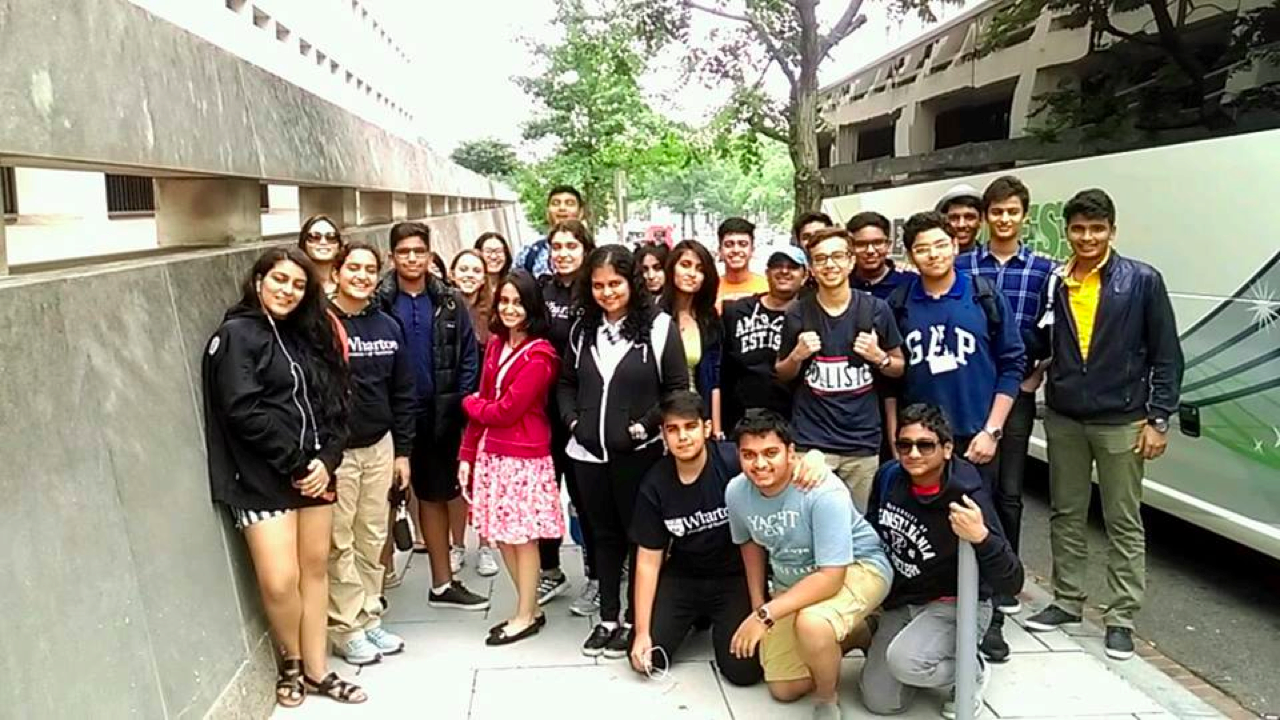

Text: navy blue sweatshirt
xmin=866 ymin=458 xmax=1023 ymax=609
xmin=895 ymin=273 xmax=1025 ymax=437
xmin=334 ymin=303 xmax=417 ymax=455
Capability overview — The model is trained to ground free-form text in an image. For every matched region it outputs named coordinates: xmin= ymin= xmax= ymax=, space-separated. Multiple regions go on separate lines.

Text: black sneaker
xmin=1024 ymin=605 xmax=1081 ymax=632
xmin=582 ymin=624 xmax=613 ymax=657
xmin=428 ymin=581 xmax=490 ymax=611
xmin=603 ymin=625 xmax=632 ymax=659
xmin=1105 ymin=626 xmax=1135 ymax=660
xmin=537 ymin=570 xmax=570 ymax=605
xmin=980 ymin=619 xmax=1010 ymax=663
xmin=995 ymin=593 xmax=1022 ymax=615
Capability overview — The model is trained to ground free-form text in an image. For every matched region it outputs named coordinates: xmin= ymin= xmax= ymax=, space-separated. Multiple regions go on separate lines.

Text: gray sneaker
xmin=812 ymin=701 xmax=842 ymax=720
xmin=569 ymin=579 xmax=600 ymax=617
xmin=428 ymin=581 xmax=490 ymax=611
xmin=334 ymin=636 xmax=381 ymax=666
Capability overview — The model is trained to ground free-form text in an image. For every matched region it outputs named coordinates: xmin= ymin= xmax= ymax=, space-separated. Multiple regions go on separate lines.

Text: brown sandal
xmin=276 ymin=657 xmax=305 ymax=708
xmin=303 ymin=672 xmax=367 ymax=704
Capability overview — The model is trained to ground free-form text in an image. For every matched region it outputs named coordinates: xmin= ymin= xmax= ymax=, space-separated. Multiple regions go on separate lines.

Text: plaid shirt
xmin=956 ymin=244 xmax=1057 ymax=336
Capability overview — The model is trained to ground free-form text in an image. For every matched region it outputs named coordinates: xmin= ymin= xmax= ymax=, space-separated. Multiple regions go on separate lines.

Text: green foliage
xmin=449 ymin=138 xmax=521 ymax=180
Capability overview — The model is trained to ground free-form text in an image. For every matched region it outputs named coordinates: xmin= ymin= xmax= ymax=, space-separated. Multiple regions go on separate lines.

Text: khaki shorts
xmin=760 ymin=562 xmax=890 ymax=683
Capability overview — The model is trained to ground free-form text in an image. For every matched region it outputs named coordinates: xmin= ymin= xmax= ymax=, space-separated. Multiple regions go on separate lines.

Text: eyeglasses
xmin=481 ymin=248 xmax=506 ymax=256
xmin=305 ymin=231 xmax=339 ymax=244
xmin=394 ymin=247 xmax=429 ymax=258
xmin=852 ymin=239 xmax=889 ymax=251
xmin=894 ymin=439 xmax=940 ymax=456
xmin=810 ymin=251 xmax=852 ymax=267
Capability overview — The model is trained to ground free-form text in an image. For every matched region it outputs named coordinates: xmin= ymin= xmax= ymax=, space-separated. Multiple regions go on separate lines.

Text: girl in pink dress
xmin=459 ymin=269 xmax=564 ymax=645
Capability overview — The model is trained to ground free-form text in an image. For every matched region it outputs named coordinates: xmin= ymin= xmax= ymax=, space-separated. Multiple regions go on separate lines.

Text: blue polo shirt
xmin=393 ymin=291 xmax=435 ymax=403
xmin=853 ymin=265 xmax=909 ymax=300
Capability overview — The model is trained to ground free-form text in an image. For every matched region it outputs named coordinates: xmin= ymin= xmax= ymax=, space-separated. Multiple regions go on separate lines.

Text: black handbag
xmin=389 ymin=485 xmax=414 ymax=552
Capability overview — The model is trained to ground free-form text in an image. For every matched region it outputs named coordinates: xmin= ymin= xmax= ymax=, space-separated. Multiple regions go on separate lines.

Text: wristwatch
xmin=1149 ymin=417 xmax=1170 ymax=434
xmin=983 ymin=425 xmax=1004 ymax=442
xmin=755 ymin=605 xmax=775 ymax=629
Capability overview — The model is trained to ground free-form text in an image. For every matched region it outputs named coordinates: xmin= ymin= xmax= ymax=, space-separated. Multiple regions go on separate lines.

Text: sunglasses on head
xmin=306 ymin=231 xmax=339 ymax=243
xmin=894 ymin=439 xmax=940 ymax=456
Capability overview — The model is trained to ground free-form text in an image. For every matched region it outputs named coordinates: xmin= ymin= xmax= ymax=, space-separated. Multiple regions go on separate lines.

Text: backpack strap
xmin=800 ymin=293 xmax=822 ymax=334
xmin=970 ymin=275 xmax=1004 ymax=344
xmin=853 ymin=289 xmax=875 ymax=335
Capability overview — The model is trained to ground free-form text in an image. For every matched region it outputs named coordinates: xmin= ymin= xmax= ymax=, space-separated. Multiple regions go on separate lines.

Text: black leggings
xmin=574 ymin=444 xmax=664 ymax=623
xmin=649 ymin=573 xmax=762 ymax=687
xmin=539 ymin=420 xmax=595 ymax=577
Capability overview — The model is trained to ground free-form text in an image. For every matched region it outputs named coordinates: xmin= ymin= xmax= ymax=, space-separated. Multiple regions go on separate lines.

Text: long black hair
xmin=237 ymin=246 xmax=348 ymax=423
xmin=490 ymin=269 xmax=551 ymax=340
xmin=662 ymin=240 xmax=721 ymax=343
xmin=577 ymin=244 xmax=656 ymax=345
xmin=474 ymin=231 xmax=513 ymax=277
xmin=298 ymin=214 xmax=344 ymax=255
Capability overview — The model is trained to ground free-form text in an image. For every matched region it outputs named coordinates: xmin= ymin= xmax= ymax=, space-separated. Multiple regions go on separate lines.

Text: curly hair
xmin=577 ymin=244 xmax=657 ymax=346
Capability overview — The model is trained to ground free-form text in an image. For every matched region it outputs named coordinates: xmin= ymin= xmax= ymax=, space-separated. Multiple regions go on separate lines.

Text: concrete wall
xmin=0 ymin=208 xmax=512 ymax=719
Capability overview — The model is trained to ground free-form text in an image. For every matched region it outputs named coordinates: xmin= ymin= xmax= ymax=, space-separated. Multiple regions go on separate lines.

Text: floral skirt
xmin=470 ymin=452 xmax=565 ymax=545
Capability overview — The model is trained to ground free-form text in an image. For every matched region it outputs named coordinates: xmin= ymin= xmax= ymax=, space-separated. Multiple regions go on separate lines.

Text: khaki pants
xmin=328 ymin=433 xmax=395 ymax=644
xmin=822 ymin=453 xmax=880 ymax=513
xmin=1044 ymin=410 xmax=1146 ymax=628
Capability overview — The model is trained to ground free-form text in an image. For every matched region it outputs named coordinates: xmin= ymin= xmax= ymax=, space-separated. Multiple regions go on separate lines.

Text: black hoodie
xmin=332 ymin=302 xmax=416 ymax=455
xmin=202 ymin=306 xmax=347 ymax=511
xmin=866 ymin=457 xmax=1023 ymax=609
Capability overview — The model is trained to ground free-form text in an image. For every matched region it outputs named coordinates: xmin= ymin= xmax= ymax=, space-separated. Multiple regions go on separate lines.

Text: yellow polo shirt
xmin=1063 ymin=250 xmax=1111 ymax=359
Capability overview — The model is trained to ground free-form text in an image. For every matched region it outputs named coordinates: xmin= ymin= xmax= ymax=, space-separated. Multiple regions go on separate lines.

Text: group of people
xmin=201 ymin=178 xmax=1184 ymax=718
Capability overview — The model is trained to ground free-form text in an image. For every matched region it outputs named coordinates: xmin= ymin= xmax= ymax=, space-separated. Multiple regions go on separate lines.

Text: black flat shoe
xmin=486 ymin=619 xmax=542 ymax=646
xmin=489 ymin=614 xmax=546 ymax=636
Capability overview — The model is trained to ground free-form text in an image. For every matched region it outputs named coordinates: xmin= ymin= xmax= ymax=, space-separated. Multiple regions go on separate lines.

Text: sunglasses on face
xmin=894 ymin=439 xmax=940 ymax=456
xmin=306 ymin=231 xmax=340 ymax=244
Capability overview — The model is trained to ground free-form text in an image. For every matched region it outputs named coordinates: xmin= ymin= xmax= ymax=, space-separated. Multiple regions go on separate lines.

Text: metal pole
xmin=955 ymin=541 xmax=979 ymax=720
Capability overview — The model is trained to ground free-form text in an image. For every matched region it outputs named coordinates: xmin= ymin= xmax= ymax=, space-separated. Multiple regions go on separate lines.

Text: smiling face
xmin=391 ymin=235 xmax=429 ymax=283
xmin=986 ymin=196 xmax=1025 ymax=244
xmin=766 ymin=260 xmax=805 ymax=297
xmin=808 ymin=235 xmax=853 ymax=290
xmin=591 ymin=264 xmax=631 ymax=320
xmin=479 ymin=237 xmax=508 ymax=274
xmin=852 ymin=225 xmax=891 ymax=275
xmin=662 ymin=412 xmax=710 ymax=463
xmin=944 ymin=202 xmax=982 ymax=248
xmin=738 ymin=431 xmax=796 ymax=495
xmin=896 ymin=422 xmax=952 ymax=480
xmin=908 ymin=228 xmax=958 ymax=280
xmin=640 ymin=253 xmax=665 ymax=293
xmin=1066 ymin=214 xmax=1114 ymax=264
xmin=258 ymin=259 xmax=309 ymax=319
xmin=671 ymin=249 xmax=705 ymax=296
xmin=496 ymin=282 xmax=527 ymax=333
xmin=451 ymin=252 xmax=486 ymax=296
xmin=550 ymin=231 xmax=586 ymax=277
xmin=720 ymin=233 xmax=753 ymax=273
xmin=546 ymin=191 xmax=582 ymax=226
xmin=335 ymin=248 xmax=380 ymax=304
xmin=302 ymin=219 xmax=341 ymax=264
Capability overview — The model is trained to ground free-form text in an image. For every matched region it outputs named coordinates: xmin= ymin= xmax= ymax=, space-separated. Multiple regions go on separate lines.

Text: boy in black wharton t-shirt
xmin=629 ymin=391 xmax=827 ymax=685
xmin=777 ymin=228 xmax=906 ymax=512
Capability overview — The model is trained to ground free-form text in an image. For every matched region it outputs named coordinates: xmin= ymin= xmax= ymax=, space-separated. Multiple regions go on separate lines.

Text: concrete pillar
xmin=358 ymin=191 xmax=393 ymax=224
xmin=407 ymin=194 xmax=428 ymax=218
xmin=1010 ymin=13 xmax=1055 ymax=138
xmin=0 ymin=216 xmax=8 ymax=276
xmin=298 ymin=187 xmax=357 ymax=226
xmin=391 ymin=192 xmax=408 ymax=221
xmin=155 ymin=177 xmax=261 ymax=247
xmin=429 ymin=195 xmax=448 ymax=216
xmin=836 ymin=123 xmax=859 ymax=164
xmin=896 ymin=101 xmax=935 ymax=156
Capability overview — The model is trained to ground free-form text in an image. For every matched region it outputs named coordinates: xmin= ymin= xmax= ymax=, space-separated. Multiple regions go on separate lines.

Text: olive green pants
xmin=1044 ymin=409 xmax=1146 ymax=628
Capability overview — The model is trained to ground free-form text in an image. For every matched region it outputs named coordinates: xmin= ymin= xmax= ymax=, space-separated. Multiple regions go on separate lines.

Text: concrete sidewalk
xmin=277 ymin=546 xmax=1227 ymax=720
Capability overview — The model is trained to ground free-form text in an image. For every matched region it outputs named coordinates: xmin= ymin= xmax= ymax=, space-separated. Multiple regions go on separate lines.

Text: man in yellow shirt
xmin=716 ymin=217 xmax=770 ymax=310
xmin=1023 ymin=189 xmax=1184 ymax=662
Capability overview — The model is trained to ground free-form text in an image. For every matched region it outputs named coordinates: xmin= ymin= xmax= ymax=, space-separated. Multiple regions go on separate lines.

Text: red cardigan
xmin=460 ymin=336 xmax=560 ymax=463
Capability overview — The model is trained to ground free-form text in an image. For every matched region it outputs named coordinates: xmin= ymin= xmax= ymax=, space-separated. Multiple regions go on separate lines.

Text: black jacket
xmin=866 ymin=458 xmax=1023 ymax=609
xmin=539 ymin=274 xmax=582 ymax=358
xmin=333 ymin=303 xmax=416 ymax=455
xmin=202 ymin=306 xmax=348 ymax=511
xmin=557 ymin=311 xmax=689 ymax=461
xmin=1031 ymin=252 xmax=1183 ymax=423
xmin=374 ymin=273 xmax=479 ymax=439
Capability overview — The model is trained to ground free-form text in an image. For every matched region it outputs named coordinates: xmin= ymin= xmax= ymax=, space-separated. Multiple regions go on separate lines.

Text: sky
xmin=372 ymin=0 xmax=977 ymax=156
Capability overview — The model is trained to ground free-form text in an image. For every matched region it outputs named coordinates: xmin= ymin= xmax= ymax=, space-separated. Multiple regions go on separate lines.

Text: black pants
xmin=539 ymin=420 xmax=596 ymax=577
xmin=649 ymin=573 xmax=762 ymax=687
xmin=994 ymin=391 xmax=1035 ymax=556
xmin=574 ymin=444 xmax=664 ymax=623
xmin=954 ymin=433 xmax=1001 ymax=496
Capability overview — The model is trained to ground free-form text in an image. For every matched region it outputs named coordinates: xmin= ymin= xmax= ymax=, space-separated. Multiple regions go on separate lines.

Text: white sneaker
xmin=449 ymin=545 xmax=465 ymax=574
xmin=477 ymin=547 xmax=500 ymax=577
xmin=335 ymin=636 xmax=381 ymax=666
xmin=365 ymin=627 xmax=405 ymax=655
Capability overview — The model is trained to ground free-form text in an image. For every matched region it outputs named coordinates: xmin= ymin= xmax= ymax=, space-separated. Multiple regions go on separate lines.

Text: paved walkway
xmin=278 ymin=544 xmax=1227 ymax=720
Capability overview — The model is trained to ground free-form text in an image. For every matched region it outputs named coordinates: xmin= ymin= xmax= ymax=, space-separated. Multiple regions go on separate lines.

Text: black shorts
xmin=409 ymin=413 xmax=462 ymax=502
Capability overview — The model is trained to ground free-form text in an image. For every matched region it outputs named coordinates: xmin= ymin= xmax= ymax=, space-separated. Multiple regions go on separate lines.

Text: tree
xmin=980 ymin=0 xmax=1280 ymax=136
xmin=629 ymin=0 xmax=948 ymax=218
xmin=450 ymin=138 xmax=522 ymax=180
xmin=515 ymin=0 xmax=695 ymax=229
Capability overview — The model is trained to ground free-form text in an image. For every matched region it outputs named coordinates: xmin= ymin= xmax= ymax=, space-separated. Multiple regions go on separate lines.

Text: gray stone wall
xmin=0 ymin=208 xmax=512 ymax=719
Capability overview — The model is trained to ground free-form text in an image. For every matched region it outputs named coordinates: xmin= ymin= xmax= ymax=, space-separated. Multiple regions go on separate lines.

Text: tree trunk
xmin=791 ymin=0 xmax=825 ymax=219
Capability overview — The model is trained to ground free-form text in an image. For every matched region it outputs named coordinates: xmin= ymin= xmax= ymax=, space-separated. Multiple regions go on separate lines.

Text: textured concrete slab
xmin=471 ymin=663 xmax=732 ymax=720
xmin=984 ymin=652 xmax=1164 ymax=716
